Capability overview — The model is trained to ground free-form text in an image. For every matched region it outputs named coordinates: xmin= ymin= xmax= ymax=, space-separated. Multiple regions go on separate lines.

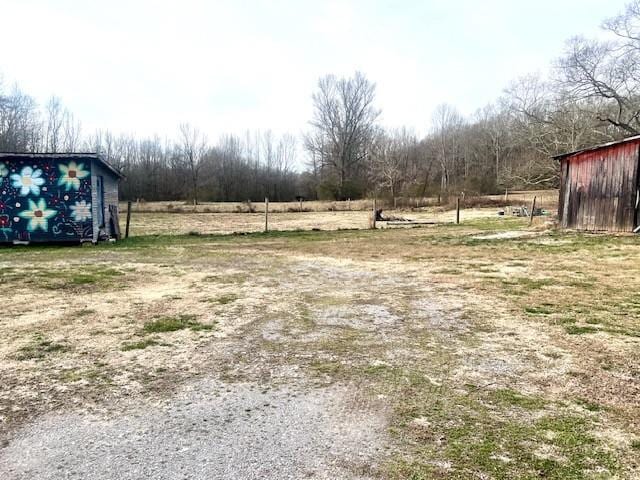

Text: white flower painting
xmin=10 ymin=166 xmax=46 ymax=196
xmin=70 ymin=200 xmax=92 ymax=222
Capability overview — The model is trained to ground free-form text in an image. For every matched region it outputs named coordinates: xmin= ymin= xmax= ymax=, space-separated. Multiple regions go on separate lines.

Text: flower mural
xmin=10 ymin=166 xmax=46 ymax=196
xmin=2 ymin=157 xmax=94 ymax=242
xmin=18 ymin=198 xmax=57 ymax=232
xmin=70 ymin=200 xmax=92 ymax=222
xmin=58 ymin=161 xmax=89 ymax=191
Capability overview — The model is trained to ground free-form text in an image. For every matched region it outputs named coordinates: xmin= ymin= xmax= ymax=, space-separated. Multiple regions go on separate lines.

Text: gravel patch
xmin=314 ymin=304 xmax=401 ymax=331
xmin=0 ymin=379 xmax=387 ymax=480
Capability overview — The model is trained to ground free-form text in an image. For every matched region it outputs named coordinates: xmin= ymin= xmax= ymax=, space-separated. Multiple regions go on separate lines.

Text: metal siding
xmin=0 ymin=157 xmax=93 ymax=243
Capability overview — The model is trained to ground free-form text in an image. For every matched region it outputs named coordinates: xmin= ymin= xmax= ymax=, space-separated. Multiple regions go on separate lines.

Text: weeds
xmin=121 ymin=338 xmax=160 ymax=351
xmin=143 ymin=314 xmax=214 ymax=333
xmin=15 ymin=335 xmax=69 ymax=360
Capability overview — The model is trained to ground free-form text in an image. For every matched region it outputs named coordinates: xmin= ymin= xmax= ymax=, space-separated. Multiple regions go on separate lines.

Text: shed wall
xmin=558 ymin=141 xmax=639 ymax=232
xmin=91 ymin=160 xmax=120 ymax=241
xmin=0 ymin=157 xmax=93 ymax=243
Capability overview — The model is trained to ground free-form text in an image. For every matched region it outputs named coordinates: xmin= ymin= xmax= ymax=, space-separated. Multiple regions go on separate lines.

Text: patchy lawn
xmin=0 ymin=216 xmax=638 ymax=479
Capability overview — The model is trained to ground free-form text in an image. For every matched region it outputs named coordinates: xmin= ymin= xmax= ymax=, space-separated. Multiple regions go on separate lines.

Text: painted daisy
xmin=58 ymin=161 xmax=89 ymax=191
xmin=70 ymin=200 xmax=92 ymax=222
xmin=18 ymin=198 xmax=57 ymax=232
xmin=10 ymin=166 xmax=46 ymax=196
xmin=0 ymin=162 xmax=8 ymax=178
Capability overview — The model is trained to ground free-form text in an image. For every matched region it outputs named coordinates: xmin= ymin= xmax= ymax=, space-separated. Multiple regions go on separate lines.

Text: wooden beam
xmin=125 ymin=201 xmax=132 ymax=239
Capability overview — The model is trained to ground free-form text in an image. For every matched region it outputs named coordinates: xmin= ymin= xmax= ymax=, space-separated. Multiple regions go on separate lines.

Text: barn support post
xmin=529 ymin=196 xmax=537 ymax=226
xmin=265 ymin=197 xmax=269 ymax=233
xmin=125 ymin=201 xmax=132 ymax=239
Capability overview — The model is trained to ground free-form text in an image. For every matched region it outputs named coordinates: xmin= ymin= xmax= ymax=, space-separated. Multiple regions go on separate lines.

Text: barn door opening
xmin=96 ymin=176 xmax=105 ymax=227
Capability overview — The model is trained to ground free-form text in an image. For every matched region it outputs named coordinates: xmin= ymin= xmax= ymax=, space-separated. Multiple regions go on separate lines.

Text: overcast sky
xmin=1 ymin=0 xmax=629 ymax=141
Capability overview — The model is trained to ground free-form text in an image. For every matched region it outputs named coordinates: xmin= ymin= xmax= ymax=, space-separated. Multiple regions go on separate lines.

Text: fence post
xmin=125 ymin=201 xmax=132 ymax=239
xmin=456 ymin=197 xmax=460 ymax=224
xmin=371 ymin=197 xmax=377 ymax=229
xmin=299 ymin=198 xmax=303 ymax=212
xmin=529 ymin=196 xmax=537 ymax=225
xmin=265 ymin=197 xmax=269 ymax=232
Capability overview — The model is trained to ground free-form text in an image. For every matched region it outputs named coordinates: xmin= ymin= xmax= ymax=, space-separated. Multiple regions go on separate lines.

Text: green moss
xmin=121 ymin=338 xmax=160 ymax=351
xmin=503 ymin=277 xmax=556 ymax=290
xmin=565 ymin=325 xmax=599 ymax=335
xmin=215 ymin=294 xmax=238 ymax=305
xmin=143 ymin=314 xmax=214 ymax=333
xmin=15 ymin=334 xmax=69 ymax=360
xmin=575 ymin=398 xmax=602 ymax=412
xmin=525 ymin=305 xmax=554 ymax=315
xmin=491 ymin=388 xmax=547 ymax=410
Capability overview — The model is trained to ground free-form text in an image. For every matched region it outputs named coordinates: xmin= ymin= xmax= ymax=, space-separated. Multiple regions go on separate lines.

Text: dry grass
xmin=120 ymin=198 xmax=376 ymax=214
xmin=120 ymin=206 xmax=514 ymax=236
xmin=1 ymin=214 xmax=639 ymax=478
xmin=119 ymin=189 xmax=560 ymax=214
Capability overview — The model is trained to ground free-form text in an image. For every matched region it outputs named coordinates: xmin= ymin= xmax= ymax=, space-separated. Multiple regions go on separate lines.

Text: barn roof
xmin=552 ymin=134 xmax=640 ymax=160
xmin=0 ymin=152 xmax=124 ymax=179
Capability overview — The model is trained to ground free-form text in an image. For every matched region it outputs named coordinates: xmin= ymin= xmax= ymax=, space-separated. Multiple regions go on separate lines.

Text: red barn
xmin=553 ymin=135 xmax=640 ymax=232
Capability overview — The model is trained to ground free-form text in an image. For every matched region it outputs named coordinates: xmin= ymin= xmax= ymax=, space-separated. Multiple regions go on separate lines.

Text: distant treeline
xmin=2 ymin=2 xmax=640 ymax=203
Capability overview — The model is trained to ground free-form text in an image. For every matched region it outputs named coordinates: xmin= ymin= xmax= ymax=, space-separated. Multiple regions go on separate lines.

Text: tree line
xmin=2 ymin=1 xmax=640 ymax=203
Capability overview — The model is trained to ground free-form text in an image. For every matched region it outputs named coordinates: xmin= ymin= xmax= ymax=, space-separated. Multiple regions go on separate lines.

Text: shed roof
xmin=0 ymin=152 xmax=124 ymax=179
xmin=552 ymin=134 xmax=640 ymax=160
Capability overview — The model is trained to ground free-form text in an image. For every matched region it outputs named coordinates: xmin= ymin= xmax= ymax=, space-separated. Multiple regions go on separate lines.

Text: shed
xmin=553 ymin=135 xmax=640 ymax=232
xmin=0 ymin=153 xmax=124 ymax=244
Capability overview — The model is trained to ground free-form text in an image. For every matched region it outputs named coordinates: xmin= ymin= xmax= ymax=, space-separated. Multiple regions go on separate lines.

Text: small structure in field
xmin=553 ymin=135 xmax=640 ymax=232
xmin=0 ymin=153 xmax=123 ymax=244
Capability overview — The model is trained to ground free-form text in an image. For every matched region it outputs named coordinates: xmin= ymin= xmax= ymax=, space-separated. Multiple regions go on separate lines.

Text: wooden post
xmin=265 ymin=197 xmax=269 ymax=232
xmin=348 ymin=198 xmax=351 ymax=210
xmin=125 ymin=201 xmax=132 ymax=239
xmin=504 ymin=189 xmax=508 ymax=202
xmin=299 ymin=198 xmax=303 ymax=212
xmin=529 ymin=196 xmax=537 ymax=225
xmin=456 ymin=197 xmax=460 ymax=224
xmin=371 ymin=197 xmax=377 ymax=229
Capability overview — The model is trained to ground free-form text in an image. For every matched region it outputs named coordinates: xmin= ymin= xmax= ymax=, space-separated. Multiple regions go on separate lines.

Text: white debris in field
xmin=472 ymin=231 xmax=540 ymax=241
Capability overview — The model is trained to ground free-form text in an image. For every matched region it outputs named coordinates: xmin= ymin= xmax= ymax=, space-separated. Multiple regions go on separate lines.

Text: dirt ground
xmin=1 ymin=216 xmax=639 ymax=479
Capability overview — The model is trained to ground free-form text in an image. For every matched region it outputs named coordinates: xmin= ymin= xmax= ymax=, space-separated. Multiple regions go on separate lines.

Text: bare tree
xmin=306 ymin=72 xmax=380 ymax=199
xmin=431 ymin=104 xmax=464 ymax=197
xmin=178 ymin=123 xmax=208 ymax=205
xmin=44 ymin=96 xmax=63 ymax=152
xmin=371 ymin=128 xmax=416 ymax=206
xmin=557 ymin=1 xmax=640 ymax=137
xmin=0 ymin=84 xmax=41 ymax=152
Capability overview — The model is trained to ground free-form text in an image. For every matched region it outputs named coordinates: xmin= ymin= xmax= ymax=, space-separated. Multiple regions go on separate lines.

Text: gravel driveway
xmin=0 ymin=379 xmax=386 ymax=480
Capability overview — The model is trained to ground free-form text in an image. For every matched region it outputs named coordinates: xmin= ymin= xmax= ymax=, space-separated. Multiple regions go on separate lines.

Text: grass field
xmin=120 ymin=189 xmax=559 ymax=214
xmin=120 ymin=207 xmax=503 ymax=236
xmin=1 ymin=214 xmax=639 ymax=478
